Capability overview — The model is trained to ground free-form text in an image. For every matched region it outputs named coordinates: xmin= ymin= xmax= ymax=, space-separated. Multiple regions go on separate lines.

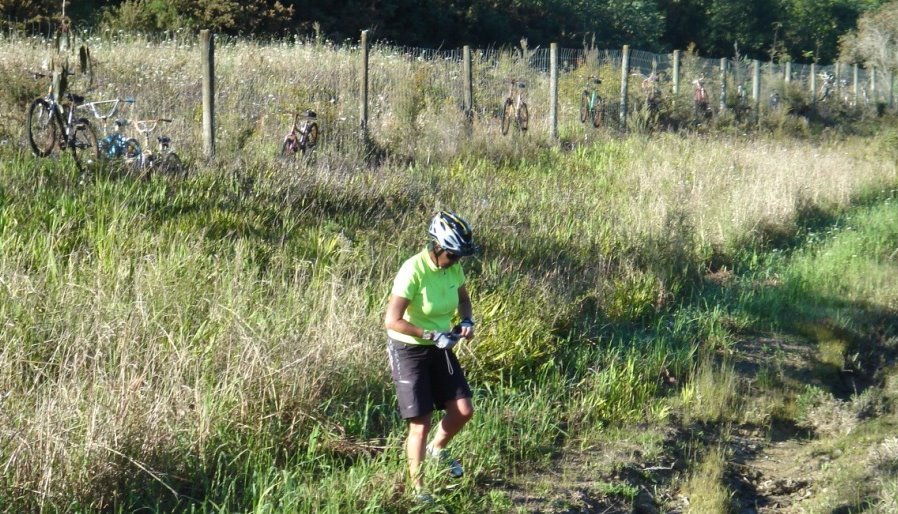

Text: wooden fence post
xmin=201 ymin=30 xmax=215 ymax=159
xmin=672 ymin=50 xmax=680 ymax=105
xmin=719 ymin=58 xmax=727 ymax=113
xmin=889 ymin=70 xmax=895 ymax=107
xmin=810 ymin=63 xmax=817 ymax=107
xmin=549 ymin=43 xmax=558 ymax=140
xmin=619 ymin=45 xmax=630 ymax=130
xmin=835 ymin=62 xmax=842 ymax=99
xmin=360 ymin=30 xmax=369 ymax=138
xmin=871 ymin=67 xmax=877 ymax=104
xmin=784 ymin=61 xmax=792 ymax=83
xmin=751 ymin=59 xmax=761 ymax=111
xmin=853 ymin=63 xmax=859 ymax=107
xmin=463 ymin=45 xmax=473 ymax=123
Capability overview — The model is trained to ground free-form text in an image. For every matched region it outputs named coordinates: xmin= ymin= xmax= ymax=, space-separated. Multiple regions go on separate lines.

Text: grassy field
xmin=0 ymin=35 xmax=897 ymax=513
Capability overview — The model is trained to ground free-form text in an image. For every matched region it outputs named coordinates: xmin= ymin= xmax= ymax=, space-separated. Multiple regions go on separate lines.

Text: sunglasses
xmin=445 ymin=251 xmax=462 ymax=261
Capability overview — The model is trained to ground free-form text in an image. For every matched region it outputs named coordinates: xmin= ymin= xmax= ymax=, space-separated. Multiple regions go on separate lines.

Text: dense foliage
xmin=840 ymin=0 xmax=898 ymax=70
xmin=0 ymin=1 xmax=888 ymax=63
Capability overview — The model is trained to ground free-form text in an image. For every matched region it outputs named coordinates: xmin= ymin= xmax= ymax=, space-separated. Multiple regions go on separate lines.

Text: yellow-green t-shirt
xmin=387 ymin=249 xmax=465 ymax=345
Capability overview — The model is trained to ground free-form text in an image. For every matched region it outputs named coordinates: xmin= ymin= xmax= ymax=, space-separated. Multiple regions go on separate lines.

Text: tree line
xmin=0 ymin=0 xmax=889 ymax=63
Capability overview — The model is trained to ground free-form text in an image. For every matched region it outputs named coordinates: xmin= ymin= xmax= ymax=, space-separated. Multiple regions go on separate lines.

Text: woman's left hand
xmin=459 ymin=318 xmax=475 ymax=340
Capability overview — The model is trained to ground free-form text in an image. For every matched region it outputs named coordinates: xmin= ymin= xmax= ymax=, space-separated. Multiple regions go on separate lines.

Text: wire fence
xmin=357 ymin=42 xmax=893 ymax=145
xmin=1 ymin=24 xmax=894 ymax=160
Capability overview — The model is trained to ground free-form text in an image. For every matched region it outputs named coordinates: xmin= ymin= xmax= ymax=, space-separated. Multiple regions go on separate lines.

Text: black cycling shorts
xmin=387 ymin=338 xmax=472 ymax=419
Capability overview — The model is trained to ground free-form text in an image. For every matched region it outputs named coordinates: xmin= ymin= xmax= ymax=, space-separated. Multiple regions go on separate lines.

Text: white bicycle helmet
xmin=428 ymin=211 xmax=478 ymax=256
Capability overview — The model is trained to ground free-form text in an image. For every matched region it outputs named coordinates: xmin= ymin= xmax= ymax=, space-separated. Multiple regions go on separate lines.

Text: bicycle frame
xmin=81 ymin=98 xmax=136 ymax=158
xmin=27 ymin=71 xmax=100 ymax=169
xmin=81 ymin=98 xmax=134 ymax=135
xmin=819 ymin=73 xmax=836 ymax=102
xmin=501 ymin=80 xmax=529 ymax=135
xmin=509 ymin=80 xmax=526 ymax=114
xmin=580 ymin=76 xmax=604 ymax=128
xmin=693 ymin=80 xmax=708 ymax=109
xmin=134 ymin=118 xmax=174 ymax=165
xmin=586 ymin=76 xmax=601 ymax=112
xmin=642 ymin=74 xmax=660 ymax=108
xmin=46 ymin=89 xmax=78 ymax=146
xmin=281 ymin=110 xmax=319 ymax=157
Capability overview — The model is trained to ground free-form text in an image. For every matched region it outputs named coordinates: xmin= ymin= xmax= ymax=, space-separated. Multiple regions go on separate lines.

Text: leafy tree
xmin=704 ymin=0 xmax=783 ymax=57
xmin=599 ymin=0 xmax=665 ymax=49
xmin=782 ymin=0 xmax=871 ymax=62
xmin=656 ymin=0 xmax=879 ymax=62
xmin=840 ymin=0 xmax=898 ymax=70
xmin=657 ymin=0 xmax=783 ymax=58
xmin=1 ymin=0 xmax=883 ymax=67
xmin=1 ymin=0 xmax=58 ymax=23
xmin=100 ymin=0 xmax=294 ymax=34
xmin=100 ymin=0 xmax=185 ymax=32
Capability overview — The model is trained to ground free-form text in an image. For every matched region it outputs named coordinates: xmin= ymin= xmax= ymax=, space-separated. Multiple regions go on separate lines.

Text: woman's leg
xmin=429 ymin=396 xmax=473 ymax=451
xmin=406 ymin=414 xmax=432 ymax=490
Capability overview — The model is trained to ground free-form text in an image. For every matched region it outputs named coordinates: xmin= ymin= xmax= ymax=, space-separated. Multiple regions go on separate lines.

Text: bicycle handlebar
xmin=79 ymin=98 xmax=135 ymax=121
xmin=134 ymin=118 xmax=172 ymax=133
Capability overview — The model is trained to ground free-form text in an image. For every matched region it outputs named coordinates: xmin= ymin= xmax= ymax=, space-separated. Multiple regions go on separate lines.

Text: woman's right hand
xmin=434 ymin=332 xmax=460 ymax=350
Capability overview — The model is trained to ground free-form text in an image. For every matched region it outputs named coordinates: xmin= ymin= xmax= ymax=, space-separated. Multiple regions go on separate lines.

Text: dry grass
xmin=0 ymin=213 xmax=384 ymax=506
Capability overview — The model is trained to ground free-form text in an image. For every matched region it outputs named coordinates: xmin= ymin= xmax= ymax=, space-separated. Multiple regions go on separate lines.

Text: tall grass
xmin=679 ymin=447 xmax=732 ymax=514
xmin=0 ymin=35 xmax=897 ymax=511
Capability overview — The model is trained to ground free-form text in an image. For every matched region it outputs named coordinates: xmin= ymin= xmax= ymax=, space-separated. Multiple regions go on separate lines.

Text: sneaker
xmin=426 ymin=444 xmax=464 ymax=478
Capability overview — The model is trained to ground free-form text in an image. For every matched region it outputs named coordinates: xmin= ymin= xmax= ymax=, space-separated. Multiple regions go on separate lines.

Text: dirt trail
xmin=497 ymin=324 xmax=897 ymax=514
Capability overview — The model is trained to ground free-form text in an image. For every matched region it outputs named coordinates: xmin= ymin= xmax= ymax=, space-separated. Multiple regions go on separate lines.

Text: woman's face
xmin=434 ymin=247 xmax=462 ymax=269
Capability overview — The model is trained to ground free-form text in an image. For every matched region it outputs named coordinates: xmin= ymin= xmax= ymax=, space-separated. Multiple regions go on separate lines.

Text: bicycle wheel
xmin=159 ymin=152 xmax=185 ymax=178
xmin=27 ymin=98 xmax=59 ymax=157
xmin=280 ymin=136 xmax=298 ymax=159
xmin=580 ymin=92 xmax=589 ymax=123
xmin=501 ymin=99 xmax=514 ymax=135
xmin=306 ymin=122 xmax=319 ymax=148
xmin=592 ymin=97 xmax=604 ymax=128
xmin=517 ymin=102 xmax=529 ymax=131
xmin=70 ymin=119 xmax=99 ymax=169
xmin=123 ymin=138 xmax=142 ymax=161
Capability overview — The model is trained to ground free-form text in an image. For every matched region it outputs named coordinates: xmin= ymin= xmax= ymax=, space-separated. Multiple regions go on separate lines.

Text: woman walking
xmin=384 ymin=211 xmax=479 ymax=500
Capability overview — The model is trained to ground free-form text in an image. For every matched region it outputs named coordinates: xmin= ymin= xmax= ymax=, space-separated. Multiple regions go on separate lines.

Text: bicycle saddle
xmin=157 ymin=136 xmax=171 ymax=145
xmin=303 ymin=110 xmax=317 ymax=118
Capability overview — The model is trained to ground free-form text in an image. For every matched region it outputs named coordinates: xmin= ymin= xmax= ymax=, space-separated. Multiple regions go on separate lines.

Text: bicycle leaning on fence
xmin=132 ymin=118 xmax=184 ymax=177
xmin=27 ymin=71 xmax=100 ymax=169
xmin=692 ymin=77 xmax=710 ymax=119
xmin=769 ymin=90 xmax=781 ymax=111
xmin=501 ymin=79 xmax=529 ymax=135
xmin=81 ymin=97 xmax=141 ymax=162
xmin=279 ymin=110 xmax=319 ymax=158
xmin=641 ymin=72 xmax=661 ymax=113
xmin=818 ymin=71 xmax=836 ymax=103
xmin=580 ymin=76 xmax=604 ymax=128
